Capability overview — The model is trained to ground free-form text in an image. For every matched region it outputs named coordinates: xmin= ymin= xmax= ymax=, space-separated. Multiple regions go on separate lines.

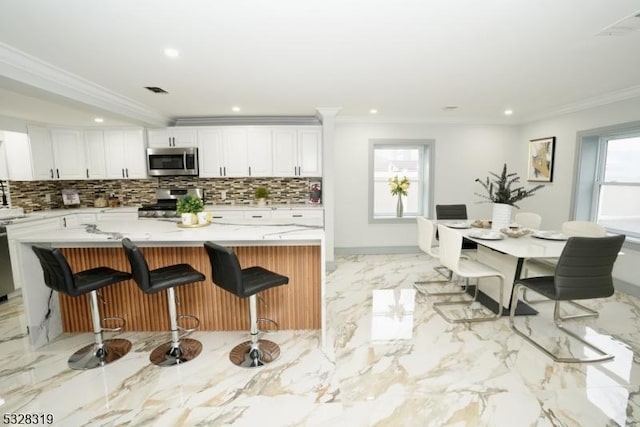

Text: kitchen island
xmin=14 ymin=217 xmax=325 ymax=350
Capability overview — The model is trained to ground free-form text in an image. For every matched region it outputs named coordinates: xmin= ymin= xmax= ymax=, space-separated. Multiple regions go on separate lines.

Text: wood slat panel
xmin=59 ymin=245 xmax=321 ymax=333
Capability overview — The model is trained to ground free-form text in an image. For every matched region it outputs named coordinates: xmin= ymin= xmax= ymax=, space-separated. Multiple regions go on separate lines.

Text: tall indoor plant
xmin=475 ymin=164 xmax=544 ymax=230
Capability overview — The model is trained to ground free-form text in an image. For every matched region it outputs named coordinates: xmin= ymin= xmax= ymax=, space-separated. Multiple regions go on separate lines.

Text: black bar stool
xmin=204 ymin=242 xmax=289 ymax=368
xmin=121 ymin=238 xmax=205 ymax=367
xmin=31 ymin=245 xmax=133 ymax=370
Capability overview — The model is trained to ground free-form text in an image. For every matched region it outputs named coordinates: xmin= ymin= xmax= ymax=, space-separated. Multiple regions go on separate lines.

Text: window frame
xmin=368 ymin=138 xmax=435 ymax=224
xmin=573 ymin=120 xmax=640 ymax=244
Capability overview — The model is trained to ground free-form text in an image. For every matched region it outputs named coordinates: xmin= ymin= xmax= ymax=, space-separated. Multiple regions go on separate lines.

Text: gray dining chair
xmin=510 ymin=234 xmax=625 ymax=363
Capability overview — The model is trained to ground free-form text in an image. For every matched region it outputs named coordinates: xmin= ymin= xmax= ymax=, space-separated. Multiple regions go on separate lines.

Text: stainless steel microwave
xmin=147 ymin=147 xmax=199 ymax=176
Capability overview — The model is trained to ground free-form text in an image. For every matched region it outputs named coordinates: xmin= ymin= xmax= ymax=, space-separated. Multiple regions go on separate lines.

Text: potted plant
xmin=475 ymin=164 xmax=544 ymax=230
xmin=176 ymin=194 xmax=204 ymax=225
xmin=254 ymin=186 xmax=269 ymax=206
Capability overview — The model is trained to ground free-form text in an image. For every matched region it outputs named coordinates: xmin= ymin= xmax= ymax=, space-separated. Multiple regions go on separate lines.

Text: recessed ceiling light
xmin=94 ymin=117 xmax=104 ymax=123
xmin=369 ymin=109 xmax=378 ymax=114
xmin=232 ymin=106 xmax=241 ymax=112
xmin=164 ymin=48 xmax=179 ymax=58
xmin=504 ymin=109 xmax=513 ymax=115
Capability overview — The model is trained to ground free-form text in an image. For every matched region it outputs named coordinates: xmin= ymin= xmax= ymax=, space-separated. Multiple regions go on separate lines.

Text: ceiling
xmin=1 ymin=0 xmax=640 ymax=128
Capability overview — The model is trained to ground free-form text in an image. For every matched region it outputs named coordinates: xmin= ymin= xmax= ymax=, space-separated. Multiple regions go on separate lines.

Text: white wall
xmin=518 ymin=97 xmax=640 ymax=287
xmin=333 ymin=121 xmax=520 ymax=249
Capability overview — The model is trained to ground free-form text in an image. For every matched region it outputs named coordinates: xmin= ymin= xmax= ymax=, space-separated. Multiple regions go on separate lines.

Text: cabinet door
xmin=122 ymin=129 xmax=147 ymax=178
xmin=51 ymin=129 xmax=87 ymax=180
xmin=172 ymin=128 xmax=197 ymax=147
xmin=28 ymin=125 xmax=55 ymax=180
xmin=147 ymin=128 xmax=171 ymax=147
xmin=104 ymin=130 xmax=127 ymax=178
xmin=247 ymin=128 xmax=273 ymax=176
xmin=272 ymin=128 xmax=298 ymax=176
xmin=222 ymin=128 xmax=249 ymax=177
xmin=4 ymin=131 xmax=34 ymax=181
xmin=297 ymin=128 xmax=322 ymax=177
xmin=84 ymin=130 xmax=107 ymax=179
xmin=198 ymin=128 xmax=224 ymax=177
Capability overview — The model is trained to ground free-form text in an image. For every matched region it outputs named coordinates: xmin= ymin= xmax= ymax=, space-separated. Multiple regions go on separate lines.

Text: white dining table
xmin=450 ymin=225 xmax=567 ymax=315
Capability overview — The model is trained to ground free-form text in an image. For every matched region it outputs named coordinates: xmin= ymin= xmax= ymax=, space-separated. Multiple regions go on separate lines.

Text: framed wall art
xmin=528 ymin=136 xmax=555 ymax=182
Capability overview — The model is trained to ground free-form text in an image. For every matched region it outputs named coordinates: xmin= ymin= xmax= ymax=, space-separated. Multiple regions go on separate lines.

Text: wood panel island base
xmin=59 ymin=245 xmax=321 ymax=332
xmin=14 ymin=218 xmax=326 ymax=351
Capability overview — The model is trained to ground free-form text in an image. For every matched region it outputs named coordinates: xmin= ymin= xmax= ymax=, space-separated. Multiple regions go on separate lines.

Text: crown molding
xmin=0 ymin=42 xmax=169 ymax=127
xmin=522 ymin=84 xmax=640 ymax=124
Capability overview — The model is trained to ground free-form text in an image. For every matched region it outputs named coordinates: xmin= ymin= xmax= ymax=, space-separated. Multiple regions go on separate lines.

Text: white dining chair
xmin=432 ymin=224 xmax=505 ymax=323
xmin=414 ymin=217 xmax=467 ymax=296
xmin=524 ymin=220 xmax=607 ymax=320
xmin=514 ymin=212 xmax=542 ymax=230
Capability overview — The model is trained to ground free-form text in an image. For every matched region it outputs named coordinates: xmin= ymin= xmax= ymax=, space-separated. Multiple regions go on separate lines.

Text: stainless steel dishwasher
xmin=0 ymin=224 xmax=15 ymax=301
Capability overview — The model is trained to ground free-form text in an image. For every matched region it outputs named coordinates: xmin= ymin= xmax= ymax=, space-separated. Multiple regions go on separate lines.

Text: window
xmin=574 ymin=122 xmax=640 ymax=239
xmin=369 ymin=139 xmax=434 ymax=222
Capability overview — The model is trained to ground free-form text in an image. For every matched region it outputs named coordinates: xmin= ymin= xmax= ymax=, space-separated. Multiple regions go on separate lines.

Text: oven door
xmin=147 ymin=147 xmax=199 ymax=176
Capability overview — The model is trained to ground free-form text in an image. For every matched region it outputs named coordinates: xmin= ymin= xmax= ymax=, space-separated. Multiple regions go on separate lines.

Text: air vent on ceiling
xmin=597 ymin=10 xmax=640 ymax=36
xmin=144 ymin=86 xmax=168 ymax=94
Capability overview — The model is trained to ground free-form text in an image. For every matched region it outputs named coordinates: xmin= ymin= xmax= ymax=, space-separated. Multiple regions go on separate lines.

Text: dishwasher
xmin=0 ymin=224 xmax=15 ymax=302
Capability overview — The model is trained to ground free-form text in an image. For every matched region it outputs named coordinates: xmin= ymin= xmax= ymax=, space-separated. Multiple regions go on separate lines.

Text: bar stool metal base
xmin=150 ymin=338 xmax=202 ymax=367
xmin=68 ymin=338 xmax=132 ymax=370
xmin=229 ymin=339 xmax=280 ymax=368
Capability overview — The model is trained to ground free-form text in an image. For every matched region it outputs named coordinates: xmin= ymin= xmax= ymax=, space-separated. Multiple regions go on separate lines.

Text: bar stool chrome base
xmin=229 ymin=339 xmax=280 ymax=368
xmin=68 ymin=338 xmax=132 ymax=370
xmin=150 ymin=338 xmax=202 ymax=367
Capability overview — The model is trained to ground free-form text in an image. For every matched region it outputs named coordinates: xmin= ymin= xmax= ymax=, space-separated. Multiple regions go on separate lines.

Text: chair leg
xmin=150 ymin=287 xmax=202 ymax=367
xmin=521 ymin=290 xmax=599 ymax=321
xmin=414 ymin=268 xmax=469 ymax=296
xmin=433 ymin=276 xmax=503 ymax=323
xmin=229 ymin=294 xmax=281 ymax=368
xmin=67 ymin=290 xmax=132 ymax=370
xmin=509 ymin=284 xmax=613 ymax=363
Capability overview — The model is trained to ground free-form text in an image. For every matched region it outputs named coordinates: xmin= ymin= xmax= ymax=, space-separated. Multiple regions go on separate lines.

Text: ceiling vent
xmin=597 ymin=10 xmax=640 ymax=36
xmin=144 ymin=86 xmax=168 ymax=94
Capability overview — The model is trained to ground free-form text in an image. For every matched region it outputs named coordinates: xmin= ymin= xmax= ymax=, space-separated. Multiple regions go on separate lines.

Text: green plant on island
xmin=475 ymin=163 xmax=544 ymax=208
xmin=176 ymin=194 xmax=204 ymax=214
xmin=254 ymin=186 xmax=269 ymax=200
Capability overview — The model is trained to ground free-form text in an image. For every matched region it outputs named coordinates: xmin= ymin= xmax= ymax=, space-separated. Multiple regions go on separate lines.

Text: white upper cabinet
xmin=20 ymin=126 xmax=86 ymax=180
xmin=148 ymin=127 xmax=197 ymax=148
xmin=199 ymin=127 xmax=274 ymax=177
xmin=104 ymin=129 xmax=147 ymax=179
xmin=198 ymin=128 xmax=224 ymax=177
xmin=272 ymin=127 xmax=322 ymax=177
xmin=83 ymin=130 xmax=107 ymax=179
xmin=50 ymin=129 xmax=86 ymax=180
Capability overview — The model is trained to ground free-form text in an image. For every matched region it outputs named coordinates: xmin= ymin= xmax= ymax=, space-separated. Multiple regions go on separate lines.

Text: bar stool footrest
xmin=101 ymin=316 xmax=126 ymax=332
xmin=257 ymin=317 xmax=279 ymax=333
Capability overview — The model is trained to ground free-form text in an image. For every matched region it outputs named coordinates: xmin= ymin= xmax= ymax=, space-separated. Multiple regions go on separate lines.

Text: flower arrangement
xmin=475 ymin=164 xmax=544 ymax=208
xmin=389 ymin=175 xmax=410 ymax=197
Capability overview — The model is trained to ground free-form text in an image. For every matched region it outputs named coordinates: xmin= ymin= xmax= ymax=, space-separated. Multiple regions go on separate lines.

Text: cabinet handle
xmin=50 ymin=169 xmax=54 ymax=179
xmin=63 ymin=217 xmax=67 ymax=228
xmin=126 ymin=168 xmax=129 ymax=178
xmin=86 ymin=169 xmax=89 ymax=178
xmin=224 ymin=167 xmax=226 ymax=176
xmin=56 ymin=169 xmax=60 ymax=179
xmin=219 ymin=167 xmax=223 ymax=177
xmin=122 ymin=168 xmax=125 ymax=178
xmin=251 ymin=215 xmax=263 ymax=218
xmin=292 ymin=214 xmax=303 ymax=218
xmin=248 ymin=166 xmax=252 ymax=176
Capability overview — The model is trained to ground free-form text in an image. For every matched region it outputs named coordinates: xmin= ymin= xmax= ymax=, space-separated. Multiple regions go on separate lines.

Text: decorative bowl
xmin=500 ymin=227 xmax=532 ymax=238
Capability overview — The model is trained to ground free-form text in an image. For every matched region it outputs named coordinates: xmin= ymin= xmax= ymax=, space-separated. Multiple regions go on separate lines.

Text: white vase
xmin=396 ymin=195 xmax=404 ymax=218
xmin=491 ymin=203 xmax=512 ymax=231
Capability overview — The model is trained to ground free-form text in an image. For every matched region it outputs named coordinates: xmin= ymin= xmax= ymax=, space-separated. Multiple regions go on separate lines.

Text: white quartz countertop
xmin=15 ymin=218 xmax=324 ymax=247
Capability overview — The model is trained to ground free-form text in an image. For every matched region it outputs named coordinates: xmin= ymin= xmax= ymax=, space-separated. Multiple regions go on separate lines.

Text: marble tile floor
xmin=1 ymin=253 xmax=640 ymax=426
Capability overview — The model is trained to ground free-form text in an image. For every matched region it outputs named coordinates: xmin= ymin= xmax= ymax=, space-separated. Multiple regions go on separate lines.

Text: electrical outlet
xmin=44 ymin=194 xmax=51 ymax=202
xmin=220 ymin=190 xmax=227 ymax=200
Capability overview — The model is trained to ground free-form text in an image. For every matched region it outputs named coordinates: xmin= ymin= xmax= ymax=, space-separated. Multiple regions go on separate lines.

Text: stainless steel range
xmin=137 ymin=188 xmax=204 ymax=219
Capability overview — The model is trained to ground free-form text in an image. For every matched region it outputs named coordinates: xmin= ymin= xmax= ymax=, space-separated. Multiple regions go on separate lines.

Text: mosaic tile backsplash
xmin=8 ymin=177 xmax=320 ymax=212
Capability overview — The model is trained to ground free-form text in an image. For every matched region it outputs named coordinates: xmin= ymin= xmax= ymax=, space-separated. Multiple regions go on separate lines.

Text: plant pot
xmin=256 ymin=198 xmax=267 ymax=207
xmin=181 ymin=213 xmax=197 ymax=225
xmin=197 ymin=212 xmax=210 ymax=224
xmin=491 ymin=203 xmax=512 ymax=231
